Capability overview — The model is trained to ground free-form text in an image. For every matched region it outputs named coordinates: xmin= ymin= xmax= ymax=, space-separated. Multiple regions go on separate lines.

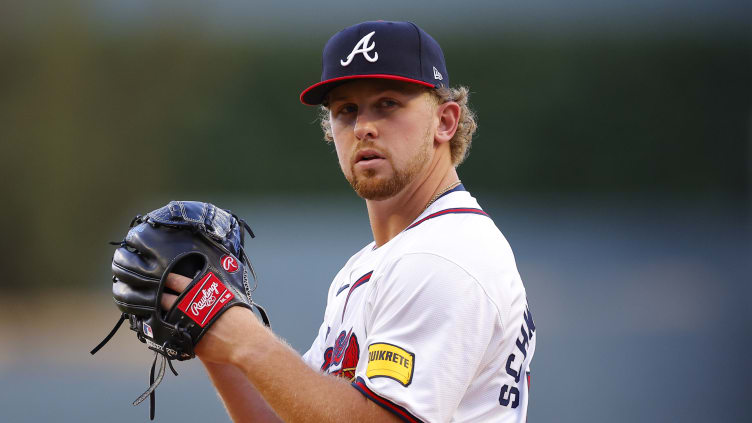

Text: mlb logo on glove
xmin=142 ymin=322 xmax=153 ymax=338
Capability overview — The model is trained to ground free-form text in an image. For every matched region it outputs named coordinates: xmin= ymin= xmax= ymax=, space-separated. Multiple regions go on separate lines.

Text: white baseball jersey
xmin=302 ymin=186 xmax=536 ymax=423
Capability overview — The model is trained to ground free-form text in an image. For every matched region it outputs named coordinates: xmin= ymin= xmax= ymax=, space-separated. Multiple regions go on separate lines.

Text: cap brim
xmin=300 ymin=74 xmax=435 ymax=106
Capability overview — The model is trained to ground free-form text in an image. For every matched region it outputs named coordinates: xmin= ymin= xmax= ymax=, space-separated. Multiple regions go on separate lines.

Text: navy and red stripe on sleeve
xmin=352 ymin=377 xmax=425 ymax=423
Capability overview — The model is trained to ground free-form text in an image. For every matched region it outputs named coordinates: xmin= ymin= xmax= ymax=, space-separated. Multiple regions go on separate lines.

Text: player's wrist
xmin=227 ymin=339 xmax=258 ymax=372
xmin=220 ymin=310 xmax=260 ymax=367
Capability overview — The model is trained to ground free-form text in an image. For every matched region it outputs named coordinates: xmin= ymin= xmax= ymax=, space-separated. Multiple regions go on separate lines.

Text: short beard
xmin=348 ymin=137 xmax=432 ymax=201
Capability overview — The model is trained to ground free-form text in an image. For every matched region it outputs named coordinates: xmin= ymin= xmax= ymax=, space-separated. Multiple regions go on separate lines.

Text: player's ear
xmin=434 ymin=101 xmax=460 ymax=145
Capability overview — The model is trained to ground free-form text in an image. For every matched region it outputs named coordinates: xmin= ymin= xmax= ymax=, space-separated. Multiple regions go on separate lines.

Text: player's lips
xmin=354 ymin=149 xmax=386 ymax=164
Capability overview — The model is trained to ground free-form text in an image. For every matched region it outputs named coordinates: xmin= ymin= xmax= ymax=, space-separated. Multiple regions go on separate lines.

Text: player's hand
xmin=161 ymin=273 xmax=258 ymax=365
xmin=159 ymin=273 xmax=192 ymax=310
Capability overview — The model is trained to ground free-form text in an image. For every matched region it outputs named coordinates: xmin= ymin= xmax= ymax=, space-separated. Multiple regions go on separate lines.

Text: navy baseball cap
xmin=300 ymin=21 xmax=449 ymax=106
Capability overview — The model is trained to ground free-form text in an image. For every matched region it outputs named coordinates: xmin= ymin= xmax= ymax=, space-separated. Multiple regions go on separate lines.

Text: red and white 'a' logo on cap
xmin=221 ymin=255 xmax=239 ymax=273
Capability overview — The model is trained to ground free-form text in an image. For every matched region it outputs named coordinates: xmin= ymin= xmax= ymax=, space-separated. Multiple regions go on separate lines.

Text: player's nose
xmin=353 ymin=112 xmax=378 ymax=141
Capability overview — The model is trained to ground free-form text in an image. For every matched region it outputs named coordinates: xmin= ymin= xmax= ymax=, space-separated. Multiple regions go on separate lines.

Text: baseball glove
xmin=90 ymin=201 xmax=270 ymax=420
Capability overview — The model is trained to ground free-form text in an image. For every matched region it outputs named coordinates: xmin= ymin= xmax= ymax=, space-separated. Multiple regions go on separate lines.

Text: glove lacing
xmin=132 ymin=351 xmax=179 ymax=420
xmin=89 ymin=313 xmax=127 ymax=355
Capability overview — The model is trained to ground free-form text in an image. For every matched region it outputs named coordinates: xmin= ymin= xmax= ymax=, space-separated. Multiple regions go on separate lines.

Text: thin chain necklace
xmin=423 ymin=180 xmax=461 ymax=212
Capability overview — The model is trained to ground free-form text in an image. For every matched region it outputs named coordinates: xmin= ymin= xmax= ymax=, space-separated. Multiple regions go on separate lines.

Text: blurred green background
xmin=1 ymin=1 xmax=749 ymax=290
xmin=0 ymin=0 xmax=750 ymax=422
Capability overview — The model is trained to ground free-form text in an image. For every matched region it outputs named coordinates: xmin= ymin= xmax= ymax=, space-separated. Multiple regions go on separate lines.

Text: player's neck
xmin=366 ymin=167 xmax=459 ymax=248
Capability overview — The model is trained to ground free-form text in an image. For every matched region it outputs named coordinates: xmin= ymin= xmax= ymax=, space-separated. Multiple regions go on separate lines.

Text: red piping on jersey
xmin=406 ymin=208 xmax=490 ymax=230
xmin=527 ymin=371 xmax=531 ymax=390
xmin=352 ymin=377 xmax=424 ymax=423
xmin=341 ymin=271 xmax=373 ymax=321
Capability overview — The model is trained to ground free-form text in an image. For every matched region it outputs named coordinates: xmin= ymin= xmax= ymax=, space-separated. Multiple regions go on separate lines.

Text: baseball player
xmin=162 ymin=20 xmax=535 ymax=422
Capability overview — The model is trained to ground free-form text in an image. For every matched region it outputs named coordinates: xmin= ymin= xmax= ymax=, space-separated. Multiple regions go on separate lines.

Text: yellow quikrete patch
xmin=366 ymin=342 xmax=415 ymax=386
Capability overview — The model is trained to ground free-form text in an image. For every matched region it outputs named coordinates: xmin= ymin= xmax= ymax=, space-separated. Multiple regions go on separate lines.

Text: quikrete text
xmin=369 ymin=349 xmax=411 ymax=369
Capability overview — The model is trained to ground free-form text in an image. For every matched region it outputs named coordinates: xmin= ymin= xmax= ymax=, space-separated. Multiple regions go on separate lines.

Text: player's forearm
xmin=230 ymin=321 xmax=400 ymax=423
xmin=202 ymin=360 xmax=283 ymax=423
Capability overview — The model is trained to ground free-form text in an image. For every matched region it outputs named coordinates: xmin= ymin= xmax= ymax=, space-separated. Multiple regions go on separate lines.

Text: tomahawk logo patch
xmin=366 ymin=342 xmax=414 ymax=386
xmin=321 ymin=331 xmax=360 ymax=382
xmin=177 ymin=272 xmax=234 ymax=327
xmin=341 ymin=31 xmax=378 ymax=66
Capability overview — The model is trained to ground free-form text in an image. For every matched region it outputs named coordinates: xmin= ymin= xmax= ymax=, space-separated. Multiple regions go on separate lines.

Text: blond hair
xmin=318 ymin=85 xmax=477 ymax=166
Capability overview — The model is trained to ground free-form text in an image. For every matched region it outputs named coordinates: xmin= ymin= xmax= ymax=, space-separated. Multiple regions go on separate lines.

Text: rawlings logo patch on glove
xmin=178 ymin=272 xmax=235 ymax=326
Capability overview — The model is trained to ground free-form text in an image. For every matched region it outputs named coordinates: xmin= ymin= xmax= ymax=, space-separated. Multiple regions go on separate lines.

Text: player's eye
xmin=379 ymin=98 xmax=398 ymax=108
xmin=336 ymin=104 xmax=357 ymax=116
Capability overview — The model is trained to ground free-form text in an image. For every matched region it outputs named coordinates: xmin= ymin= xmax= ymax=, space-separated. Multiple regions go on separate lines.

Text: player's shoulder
xmin=385 ymin=190 xmax=526 ymax=315
xmin=396 ymin=190 xmax=516 ymax=268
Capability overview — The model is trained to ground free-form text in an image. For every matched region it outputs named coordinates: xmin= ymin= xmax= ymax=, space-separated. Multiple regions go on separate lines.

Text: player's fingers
xmin=161 ymin=292 xmax=179 ymax=310
xmin=165 ymin=272 xmax=192 ymax=293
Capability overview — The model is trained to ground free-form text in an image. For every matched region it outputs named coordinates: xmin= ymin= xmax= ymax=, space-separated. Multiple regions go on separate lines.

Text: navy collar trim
xmin=406 ymin=207 xmax=489 ymax=230
xmin=436 ymin=183 xmax=466 ymax=202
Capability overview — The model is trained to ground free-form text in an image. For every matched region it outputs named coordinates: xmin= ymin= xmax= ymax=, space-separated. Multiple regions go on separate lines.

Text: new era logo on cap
xmin=300 ymin=21 xmax=450 ymax=105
